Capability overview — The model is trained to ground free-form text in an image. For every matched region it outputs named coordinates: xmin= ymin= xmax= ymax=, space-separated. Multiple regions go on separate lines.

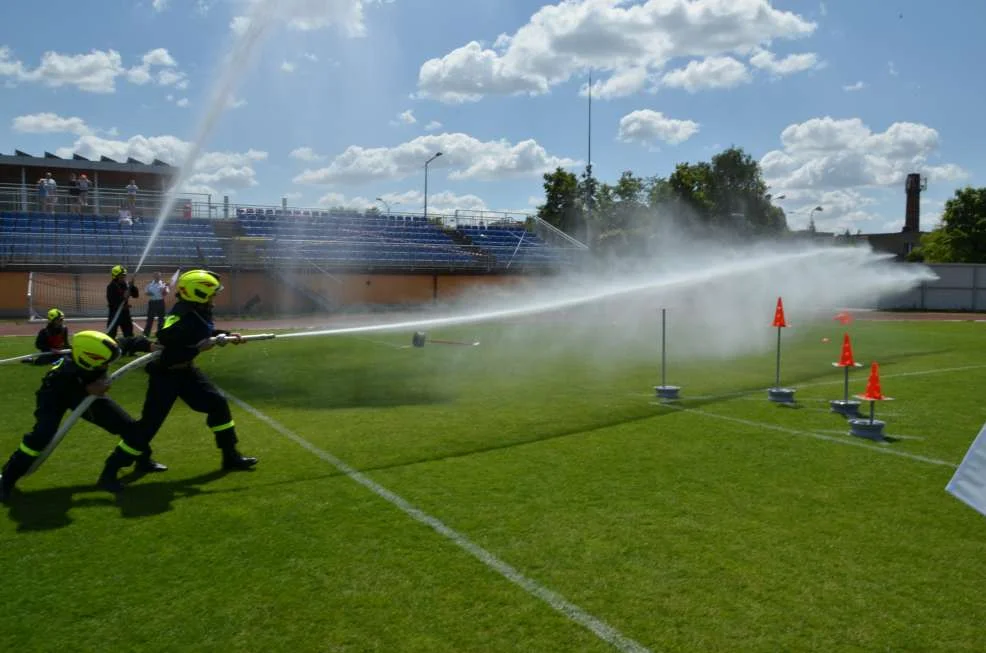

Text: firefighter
xmin=106 ymin=264 xmax=139 ymax=339
xmin=103 ymin=270 xmax=257 ymax=485
xmin=23 ymin=307 xmax=70 ymax=366
xmin=0 ymin=331 xmax=154 ymax=501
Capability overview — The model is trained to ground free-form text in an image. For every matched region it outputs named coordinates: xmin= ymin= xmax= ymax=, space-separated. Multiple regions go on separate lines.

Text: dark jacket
xmin=155 ymin=301 xmax=228 ymax=368
xmin=107 ymin=279 xmax=139 ymax=311
xmin=36 ymin=358 xmax=109 ymax=413
xmin=35 ymin=324 xmax=69 ymax=352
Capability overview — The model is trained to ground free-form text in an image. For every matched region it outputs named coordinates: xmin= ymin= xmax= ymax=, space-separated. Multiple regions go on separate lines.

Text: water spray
xmin=106 ymin=1 xmax=280 ymax=334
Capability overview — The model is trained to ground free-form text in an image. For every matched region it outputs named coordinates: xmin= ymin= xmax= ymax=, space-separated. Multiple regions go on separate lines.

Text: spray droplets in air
xmin=135 ymin=0 xmax=370 ymax=273
xmin=278 ymin=241 xmax=935 ymax=365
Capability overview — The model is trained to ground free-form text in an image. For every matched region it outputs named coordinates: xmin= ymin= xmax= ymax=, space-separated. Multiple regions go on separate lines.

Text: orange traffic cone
xmin=856 ymin=362 xmax=890 ymax=402
xmin=834 ymin=311 xmax=853 ymax=326
xmin=835 ymin=333 xmax=856 ymax=368
xmin=772 ymin=297 xmax=788 ymax=328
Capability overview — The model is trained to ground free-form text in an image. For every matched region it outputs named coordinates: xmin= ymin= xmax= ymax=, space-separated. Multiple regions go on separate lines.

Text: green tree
xmin=537 ymin=167 xmax=583 ymax=235
xmin=919 ymin=187 xmax=986 ymax=262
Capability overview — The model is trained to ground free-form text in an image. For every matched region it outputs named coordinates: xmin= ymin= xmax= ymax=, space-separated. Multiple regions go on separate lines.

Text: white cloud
xmin=176 ymin=97 xmax=189 ymax=107
xmin=748 ymin=49 xmax=821 ymax=76
xmin=293 ymin=132 xmax=578 ymax=186
xmin=763 ymin=117 xmax=968 ymax=229
xmin=47 ymin=126 xmax=268 ymax=196
xmin=424 ymin=120 xmax=442 ymax=131
xmin=617 ymin=110 xmax=699 ymax=146
xmin=302 ymin=52 xmax=319 ymax=62
xmin=280 ymin=61 xmax=296 ymax=73
xmin=416 ymin=0 xmax=816 ymax=103
xmin=289 ymin=146 xmax=325 ymax=161
xmin=660 ymin=56 xmax=751 ymax=92
xmin=226 ymin=96 xmax=247 ymax=109
xmin=230 ymin=0 xmax=372 ymax=38
xmin=152 ymin=0 xmax=168 ymax=10
xmin=0 ymin=45 xmax=187 ymax=93
xmin=579 ymin=67 xmax=652 ymax=99
xmin=842 ymin=81 xmax=866 ymax=92
xmin=12 ymin=112 xmax=92 ymax=136
xmin=317 ymin=189 xmax=488 ymax=214
xmin=888 ymin=61 xmax=898 ymax=76
xmin=396 ymin=109 xmax=416 ymax=125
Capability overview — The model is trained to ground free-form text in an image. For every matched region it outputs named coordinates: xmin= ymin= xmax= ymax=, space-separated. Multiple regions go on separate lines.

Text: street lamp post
xmin=424 ymin=152 xmax=442 ymax=221
xmin=808 ymin=205 xmax=823 ymax=230
xmin=375 ymin=197 xmax=391 ymax=216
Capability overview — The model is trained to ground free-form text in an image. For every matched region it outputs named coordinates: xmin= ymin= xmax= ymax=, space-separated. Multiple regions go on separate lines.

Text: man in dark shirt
xmin=24 ymin=307 xmax=70 ymax=366
xmin=106 ymin=264 xmax=139 ymax=339
xmin=0 ymin=331 xmax=153 ymax=501
xmin=98 ymin=270 xmax=258 ymax=488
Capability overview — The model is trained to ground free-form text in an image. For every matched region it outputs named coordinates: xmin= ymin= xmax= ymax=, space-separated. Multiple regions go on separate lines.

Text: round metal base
xmin=849 ymin=418 xmax=886 ymax=441
xmin=767 ymin=387 xmax=797 ymax=404
xmin=654 ymin=385 xmax=681 ymax=401
xmin=830 ymin=399 xmax=862 ymax=417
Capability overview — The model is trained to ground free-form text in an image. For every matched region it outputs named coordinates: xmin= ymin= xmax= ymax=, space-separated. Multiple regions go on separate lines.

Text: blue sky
xmin=1 ymin=0 xmax=983 ymax=233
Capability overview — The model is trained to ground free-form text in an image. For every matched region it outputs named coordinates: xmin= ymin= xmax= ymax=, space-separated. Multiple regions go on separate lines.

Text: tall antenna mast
xmin=586 ymin=70 xmax=592 ymax=224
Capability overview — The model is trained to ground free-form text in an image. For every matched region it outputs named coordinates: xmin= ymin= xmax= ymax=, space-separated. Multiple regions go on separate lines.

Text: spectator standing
xmin=77 ymin=174 xmax=90 ymax=213
xmin=43 ymin=173 xmax=57 ymax=213
xmin=68 ymin=174 xmax=81 ymax=214
xmin=36 ymin=177 xmax=47 ymax=212
xmin=126 ymin=179 xmax=139 ymax=214
xmin=144 ymin=271 xmax=169 ymax=338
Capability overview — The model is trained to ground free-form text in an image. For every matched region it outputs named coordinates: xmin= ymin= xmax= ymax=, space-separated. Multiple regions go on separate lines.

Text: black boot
xmin=0 ymin=449 xmax=35 ymax=501
xmin=97 ymin=448 xmax=134 ymax=494
xmin=0 ymin=474 xmax=13 ymax=503
xmin=135 ymin=454 xmax=168 ymax=473
xmin=222 ymin=448 xmax=258 ymax=471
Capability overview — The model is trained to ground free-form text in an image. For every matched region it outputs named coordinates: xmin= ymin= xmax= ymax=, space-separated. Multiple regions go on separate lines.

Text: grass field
xmin=1 ymin=315 xmax=985 ymax=652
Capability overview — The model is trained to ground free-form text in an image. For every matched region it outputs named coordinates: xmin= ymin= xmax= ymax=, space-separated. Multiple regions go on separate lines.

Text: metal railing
xmin=0 ymin=182 xmax=213 ymax=219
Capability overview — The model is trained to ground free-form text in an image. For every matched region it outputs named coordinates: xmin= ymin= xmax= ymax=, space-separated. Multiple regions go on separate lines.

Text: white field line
xmin=660 ymin=404 xmax=956 ymax=468
xmin=225 ymin=392 xmax=651 ymax=653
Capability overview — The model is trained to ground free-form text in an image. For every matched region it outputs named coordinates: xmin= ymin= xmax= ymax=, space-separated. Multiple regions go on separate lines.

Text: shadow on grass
xmin=3 ymin=470 xmax=339 ymax=531
xmin=213 ymin=362 xmax=457 ymax=410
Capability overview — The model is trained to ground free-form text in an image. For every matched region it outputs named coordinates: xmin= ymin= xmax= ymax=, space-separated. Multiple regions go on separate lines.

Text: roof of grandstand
xmin=0 ymin=150 xmax=178 ymax=176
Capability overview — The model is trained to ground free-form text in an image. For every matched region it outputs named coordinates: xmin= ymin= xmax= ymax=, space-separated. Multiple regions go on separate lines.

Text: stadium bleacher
xmin=0 ymin=211 xmax=225 ymax=266
xmin=0 ymin=207 xmax=575 ymax=271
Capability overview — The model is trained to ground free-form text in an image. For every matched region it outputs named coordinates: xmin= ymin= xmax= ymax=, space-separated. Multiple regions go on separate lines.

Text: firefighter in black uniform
xmin=0 ymin=331 xmax=154 ymax=501
xmin=99 ymin=270 xmax=257 ymax=487
xmin=106 ymin=264 xmax=139 ymax=339
xmin=23 ymin=307 xmax=70 ymax=365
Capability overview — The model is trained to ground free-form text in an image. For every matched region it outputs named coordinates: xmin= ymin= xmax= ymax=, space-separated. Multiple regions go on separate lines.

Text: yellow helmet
xmin=176 ymin=270 xmax=223 ymax=304
xmin=47 ymin=307 xmax=65 ymax=322
xmin=71 ymin=330 xmax=121 ymax=371
xmin=111 ymin=265 xmax=127 ymax=278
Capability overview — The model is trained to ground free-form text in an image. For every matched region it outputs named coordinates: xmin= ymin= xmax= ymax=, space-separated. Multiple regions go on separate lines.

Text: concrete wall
xmin=878 ymin=264 xmax=986 ymax=311
xmin=0 ymin=270 xmax=538 ymax=318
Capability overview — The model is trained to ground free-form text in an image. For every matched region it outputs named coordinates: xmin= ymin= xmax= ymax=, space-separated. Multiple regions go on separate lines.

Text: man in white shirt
xmin=126 ymin=180 xmax=139 ymax=213
xmin=144 ymin=271 xmax=169 ymax=337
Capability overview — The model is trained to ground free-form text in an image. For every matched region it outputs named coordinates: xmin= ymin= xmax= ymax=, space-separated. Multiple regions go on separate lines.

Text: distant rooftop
xmin=0 ymin=150 xmax=178 ymax=175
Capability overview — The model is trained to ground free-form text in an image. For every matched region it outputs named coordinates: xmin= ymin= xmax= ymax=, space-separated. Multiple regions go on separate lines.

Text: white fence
xmin=879 ymin=264 xmax=986 ymax=311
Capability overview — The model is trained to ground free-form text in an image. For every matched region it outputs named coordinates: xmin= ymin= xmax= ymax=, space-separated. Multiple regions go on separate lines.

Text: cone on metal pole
xmin=830 ymin=332 xmax=863 ymax=417
xmin=848 ymin=362 xmax=893 ymax=440
xmin=767 ymin=297 xmax=796 ymax=404
xmin=654 ymin=307 xmax=681 ymax=401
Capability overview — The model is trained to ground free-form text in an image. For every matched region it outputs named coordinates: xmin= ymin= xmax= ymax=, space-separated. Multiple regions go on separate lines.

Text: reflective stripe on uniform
xmin=19 ymin=442 xmax=41 ymax=457
xmin=211 ymin=420 xmax=235 ymax=433
xmin=116 ymin=440 xmax=142 ymax=456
